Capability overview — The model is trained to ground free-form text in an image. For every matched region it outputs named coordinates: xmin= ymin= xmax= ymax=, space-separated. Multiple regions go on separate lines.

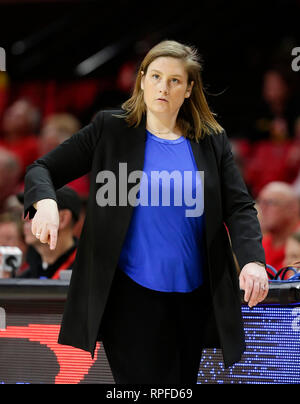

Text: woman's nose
xmin=159 ymin=80 xmax=169 ymax=94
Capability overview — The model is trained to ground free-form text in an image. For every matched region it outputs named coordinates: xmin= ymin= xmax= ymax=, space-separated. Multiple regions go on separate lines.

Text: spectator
xmin=38 ymin=113 xmax=90 ymax=199
xmin=282 ymin=230 xmax=300 ymax=279
xmin=244 ymin=115 xmax=300 ymax=199
xmin=0 ymin=148 xmax=22 ymax=214
xmin=252 ymin=68 xmax=298 ymax=142
xmin=257 ymin=181 xmax=300 ymax=273
xmin=17 ymin=186 xmax=81 ymax=279
xmin=290 ymin=117 xmax=300 ymax=194
xmin=0 ymin=98 xmax=40 ymax=177
xmin=0 ymin=211 xmax=28 ymax=277
xmin=240 ymin=68 xmax=300 ymax=197
xmin=243 ymin=135 xmax=300 ymax=198
xmin=38 ymin=113 xmax=81 ymax=155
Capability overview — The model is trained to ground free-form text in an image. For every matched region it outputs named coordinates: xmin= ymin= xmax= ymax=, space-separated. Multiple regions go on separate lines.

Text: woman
xmin=23 ymin=40 xmax=268 ymax=384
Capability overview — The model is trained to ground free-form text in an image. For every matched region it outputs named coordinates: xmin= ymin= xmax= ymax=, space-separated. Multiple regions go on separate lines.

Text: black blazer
xmin=23 ymin=109 xmax=265 ymax=368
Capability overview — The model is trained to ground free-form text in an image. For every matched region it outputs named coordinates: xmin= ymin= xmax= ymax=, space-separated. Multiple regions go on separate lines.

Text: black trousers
xmin=100 ymin=267 xmax=208 ymax=384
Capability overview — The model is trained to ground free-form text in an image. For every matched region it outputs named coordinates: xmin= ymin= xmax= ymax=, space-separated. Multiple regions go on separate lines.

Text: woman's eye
xmin=171 ymin=78 xmax=179 ymax=83
xmin=152 ymin=74 xmax=159 ymax=79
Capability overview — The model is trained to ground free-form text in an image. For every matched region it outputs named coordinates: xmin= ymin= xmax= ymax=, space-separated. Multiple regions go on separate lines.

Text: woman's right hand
xmin=31 ymin=199 xmax=60 ymax=250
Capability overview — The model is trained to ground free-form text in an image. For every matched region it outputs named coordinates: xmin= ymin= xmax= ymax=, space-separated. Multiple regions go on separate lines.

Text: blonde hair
xmin=0 ymin=212 xmax=24 ymax=241
xmin=119 ymin=40 xmax=223 ymax=141
xmin=42 ymin=113 xmax=81 ymax=136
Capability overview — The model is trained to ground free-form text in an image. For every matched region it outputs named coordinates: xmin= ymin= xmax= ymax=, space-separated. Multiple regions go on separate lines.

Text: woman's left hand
xmin=239 ymin=262 xmax=269 ymax=308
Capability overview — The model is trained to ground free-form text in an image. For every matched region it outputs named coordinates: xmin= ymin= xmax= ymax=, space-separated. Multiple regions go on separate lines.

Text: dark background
xmin=0 ymin=0 xmax=299 ymax=135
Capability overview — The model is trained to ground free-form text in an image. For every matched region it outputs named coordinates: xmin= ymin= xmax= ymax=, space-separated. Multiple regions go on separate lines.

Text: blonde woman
xmin=23 ymin=40 xmax=268 ymax=384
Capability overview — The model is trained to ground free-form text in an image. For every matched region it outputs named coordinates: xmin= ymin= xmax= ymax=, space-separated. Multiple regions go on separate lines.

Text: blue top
xmin=118 ymin=130 xmax=205 ymax=292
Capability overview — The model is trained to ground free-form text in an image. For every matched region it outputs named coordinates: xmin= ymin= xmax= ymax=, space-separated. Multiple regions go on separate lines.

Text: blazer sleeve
xmin=220 ymin=130 xmax=266 ymax=269
xmin=23 ymin=110 xmax=104 ymax=219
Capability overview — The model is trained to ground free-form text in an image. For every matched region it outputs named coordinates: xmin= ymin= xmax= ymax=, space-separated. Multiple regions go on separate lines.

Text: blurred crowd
xmin=0 ymin=94 xmax=88 ymax=279
xmin=0 ymin=64 xmax=299 ymax=281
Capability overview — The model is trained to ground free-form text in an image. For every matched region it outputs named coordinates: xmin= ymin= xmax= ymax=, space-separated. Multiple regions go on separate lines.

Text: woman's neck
xmin=146 ymin=111 xmax=181 ymax=140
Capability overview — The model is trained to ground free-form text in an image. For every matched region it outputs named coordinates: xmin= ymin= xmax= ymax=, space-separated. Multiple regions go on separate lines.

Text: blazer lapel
xmin=124 ymin=118 xmax=147 ymax=176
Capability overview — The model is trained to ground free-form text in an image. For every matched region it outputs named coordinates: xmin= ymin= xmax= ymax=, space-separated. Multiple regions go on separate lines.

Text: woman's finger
xmin=248 ymin=281 xmax=260 ymax=307
xmin=243 ymin=277 xmax=253 ymax=303
xmin=39 ymin=225 xmax=49 ymax=244
xmin=49 ymin=226 xmax=58 ymax=250
xmin=31 ymin=216 xmax=44 ymax=238
xmin=258 ymin=282 xmax=269 ymax=303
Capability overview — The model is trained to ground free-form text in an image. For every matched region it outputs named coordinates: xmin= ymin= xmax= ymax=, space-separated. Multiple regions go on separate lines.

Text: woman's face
xmin=141 ymin=56 xmax=193 ymax=118
xmin=283 ymin=237 xmax=300 ymax=267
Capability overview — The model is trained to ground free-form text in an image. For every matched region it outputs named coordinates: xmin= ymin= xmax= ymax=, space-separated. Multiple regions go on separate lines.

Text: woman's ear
xmin=185 ymin=80 xmax=194 ymax=98
xmin=140 ymin=70 xmax=144 ymax=91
